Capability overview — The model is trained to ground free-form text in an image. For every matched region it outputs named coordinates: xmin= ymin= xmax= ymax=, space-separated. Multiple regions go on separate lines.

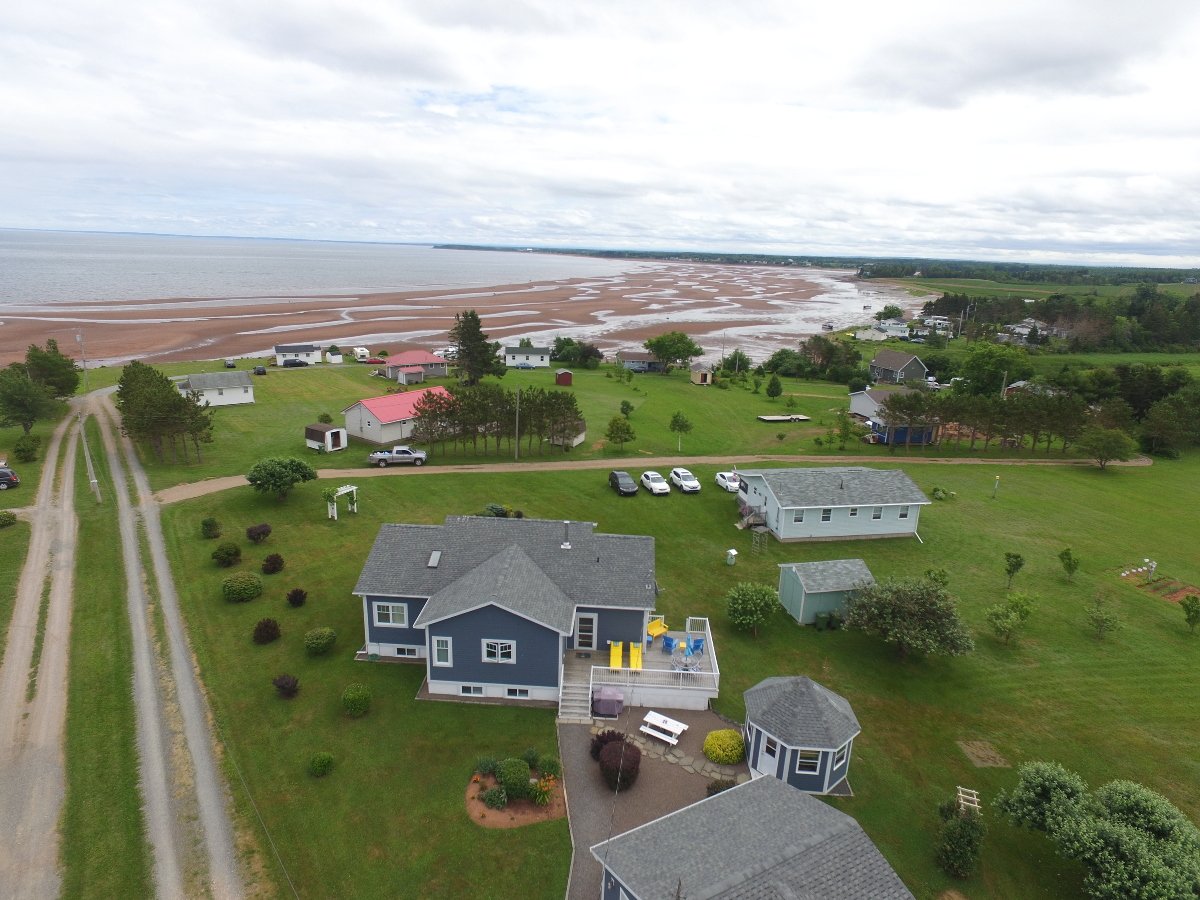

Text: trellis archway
xmin=324 ymin=484 xmax=359 ymax=521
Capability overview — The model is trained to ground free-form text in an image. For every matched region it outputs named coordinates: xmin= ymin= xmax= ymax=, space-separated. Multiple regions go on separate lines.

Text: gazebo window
xmin=795 ymin=749 xmax=820 ymax=773
xmin=834 ymin=742 xmax=850 ymax=767
xmin=764 ymin=737 xmax=778 ymax=759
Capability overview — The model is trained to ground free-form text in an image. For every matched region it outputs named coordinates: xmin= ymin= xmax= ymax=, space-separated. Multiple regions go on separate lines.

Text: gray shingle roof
xmin=738 ymin=467 xmax=930 ymax=507
xmin=274 ymin=343 xmax=318 ymax=352
xmin=744 ymin=676 xmax=861 ymax=749
xmin=870 ymin=349 xmax=924 ymax=372
xmin=354 ymin=517 xmax=657 ymax=630
xmin=505 ymin=346 xmax=550 ymax=354
xmin=179 ymin=371 xmax=254 ymax=391
xmin=783 ymin=559 xmax=875 ymax=594
xmin=590 ymin=776 xmax=911 ymax=900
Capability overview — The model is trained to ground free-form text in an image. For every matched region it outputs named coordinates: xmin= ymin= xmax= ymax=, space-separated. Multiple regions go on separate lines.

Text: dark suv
xmin=608 ymin=470 xmax=638 ymax=495
xmin=281 ymin=358 xmax=309 ymax=368
xmin=0 ymin=467 xmax=20 ymax=490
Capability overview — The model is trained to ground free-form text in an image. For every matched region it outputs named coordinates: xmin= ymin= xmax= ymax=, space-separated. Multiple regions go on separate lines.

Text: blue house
xmin=590 ymin=775 xmax=911 ymax=899
xmin=353 ymin=516 xmax=658 ymax=703
xmin=744 ymin=676 xmax=861 ymax=795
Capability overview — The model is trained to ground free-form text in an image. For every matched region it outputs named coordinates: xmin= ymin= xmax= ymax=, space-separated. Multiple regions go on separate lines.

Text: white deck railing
xmin=589 ymin=615 xmax=720 ymax=695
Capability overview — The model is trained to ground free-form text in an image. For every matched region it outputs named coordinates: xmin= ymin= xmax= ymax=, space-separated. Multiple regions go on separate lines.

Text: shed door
xmin=331 ymin=430 xmax=342 ymax=450
xmin=575 ymin=613 xmax=597 ymax=650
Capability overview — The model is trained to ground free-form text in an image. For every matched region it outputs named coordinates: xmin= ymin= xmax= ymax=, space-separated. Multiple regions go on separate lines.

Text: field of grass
xmin=60 ymin=418 xmax=151 ymax=896
xmin=890 ymin=277 xmax=1197 ymax=301
xmin=0 ymin=519 xmax=31 ymax=658
xmin=0 ymin=418 xmax=60 ymax=510
xmin=161 ymin=453 xmax=1200 ymax=899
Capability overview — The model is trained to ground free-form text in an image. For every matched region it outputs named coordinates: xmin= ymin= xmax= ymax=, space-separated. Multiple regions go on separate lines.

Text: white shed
xmin=305 ymin=423 xmax=348 ymax=452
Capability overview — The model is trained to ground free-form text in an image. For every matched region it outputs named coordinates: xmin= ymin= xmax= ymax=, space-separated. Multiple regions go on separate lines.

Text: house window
xmin=848 ymin=507 xmax=858 ymax=517
xmin=483 ymin=640 xmax=515 ymax=664
xmin=374 ymin=603 xmax=407 ymax=628
xmin=764 ymin=737 xmax=778 ymax=759
xmin=899 ymin=505 xmax=910 ymax=519
xmin=242 ymin=387 xmax=249 ymax=394
xmin=821 ymin=508 xmax=832 ymax=522
xmin=217 ymin=388 xmax=224 ymax=396
xmin=834 ymin=742 xmax=849 ymax=768
xmin=872 ymin=506 xmax=883 ymax=520
xmin=791 ymin=509 xmax=805 ymax=524
xmin=433 ymin=637 xmax=453 ymax=667
xmin=796 ymin=749 xmax=820 ymax=774
xmin=460 ymin=685 xmax=483 ymax=696
xmin=395 ymin=647 xmax=417 ymax=658
xmin=506 ymin=688 xmax=530 ymax=698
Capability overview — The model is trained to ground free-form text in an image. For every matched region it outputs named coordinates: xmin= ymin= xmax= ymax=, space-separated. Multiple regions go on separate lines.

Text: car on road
xmin=223 ymin=358 xmax=237 ymax=368
xmin=0 ymin=467 xmax=20 ymax=490
xmin=367 ymin=446 xmax=428 ymax=467
xmin=668 ymin=467 xmax=701 ymax=493
xmin=640 ymin=471 xmax=671 ymax=495
xmin=715 ymin=471 xmax=741 ymax=492
xmin=608 ymin=470 xmax=638 ymax=495
xmin=252 ymin=365 xmax=268 ymax=375
xmin=281 ymin=359 xmax=309 ymax=368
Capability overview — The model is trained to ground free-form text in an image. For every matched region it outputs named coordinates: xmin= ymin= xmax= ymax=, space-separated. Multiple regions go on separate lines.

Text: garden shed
xmin=777 ymin=559 xmax=874 ymax=625
xmin=554 ymin=368 xmax=572 ymax=386
xmin=689 ymin=362 xmax=712 ymax=385
xmin=305 ymin=423 xmax=348 ymax=452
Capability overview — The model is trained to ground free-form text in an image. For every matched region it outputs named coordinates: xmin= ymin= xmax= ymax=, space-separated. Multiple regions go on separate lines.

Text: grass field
xmin=160 ymin=453 xmax=1200 ymax=898
xmin=0 ymin=519 xmax=31 ymax=659
xmin=0 ymin=418 xmax=60 ymax=510
xmin=889 ymin=277 xmax=1198 ymax=301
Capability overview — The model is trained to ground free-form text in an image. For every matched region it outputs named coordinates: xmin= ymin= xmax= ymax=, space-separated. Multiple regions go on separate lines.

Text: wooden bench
xmin=646 ymin=617 xmax=669 ymax=640
xmin=639 ymin=711 xmax=688 ymax=746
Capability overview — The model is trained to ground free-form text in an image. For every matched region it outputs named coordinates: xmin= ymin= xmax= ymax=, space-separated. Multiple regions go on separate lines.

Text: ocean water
xmin=0 ymin=229 xmax=649 ymax=306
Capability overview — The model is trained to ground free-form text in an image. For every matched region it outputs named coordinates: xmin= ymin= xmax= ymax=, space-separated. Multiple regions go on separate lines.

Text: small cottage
xmin=615 ymin=349 xmax=664 ymax=373
xmin=384 ymin=365 xmax=425 ymax=385
xmin=869 ymin=349 xmax=927 ymax=385
xmin=386 ymin=350 xmax=448 ymax=378
xmin=305 ymin=423 xmax=348 ymax=452
xmin=175 ymin=371 xmax=255 ymax=407
xmin=341 ymin=386 xmax=450 ymax=445
xmin=744 ymin=676 xmax=861 ymax=795
xmin=778 ymin=559 xmax=874 ymax=625
xmin=689 ymin=362 xmax=712 ymax=385
xmin=273 ymin=343 xmax=322 ymax=366
xmin=848 ymin=386 xmax=935 ymax=446
xmin=504 ymin=346 xmax=551 ymax=368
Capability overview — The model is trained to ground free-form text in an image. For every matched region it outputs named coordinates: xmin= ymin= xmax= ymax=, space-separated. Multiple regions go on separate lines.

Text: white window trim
xmin=821 ymin=508 xmax=832 ymax=522
xmin=482 ymin=639 xmax=516 ymax=664
xmin=899 ymin=505 xmax=910 ymax=519
xmin=395 ymin=647 xmax=417 ymax=658
xmin=872 ymin=506 xmax=883 ymax=520
xmin=848 ymin=507 xmax=858 ymax=517
xmin=433 ymin=636 xmax=453 ymax=667
xmin=792 ymin=509 xmax=805 ymax=524
xmin=795 ymin=749 xmax=821 ymax=774
xmin=460 ymin=684 xmax=483 ymax=696
xmin=373 ymin=602 xmax=408 ymax=628
xmin=764 ymin=736 xmax=778 ymax=759
xmin=506 ymin=688 xmax=530 ymax=698
xmin=833 ymin=742 xmax=849 ymax=768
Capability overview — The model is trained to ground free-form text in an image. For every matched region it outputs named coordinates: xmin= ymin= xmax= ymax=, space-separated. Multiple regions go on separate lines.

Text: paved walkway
xmin=559 ymin=706 xmax=749 ymax=900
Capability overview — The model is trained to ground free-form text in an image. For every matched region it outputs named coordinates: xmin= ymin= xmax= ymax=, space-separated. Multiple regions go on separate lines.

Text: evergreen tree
xmin=448 ymin=310 xmax=505 ymax=386
xmin=24 ymin=339 xmax=81 ymax=398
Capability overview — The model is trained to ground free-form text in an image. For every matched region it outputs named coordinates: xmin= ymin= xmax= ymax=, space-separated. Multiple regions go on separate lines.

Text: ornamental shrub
xmin=481 ymin=787 xmax=507 ymax=810
xmin=304 ymin=627 xmax=337 ymax=656
xmin=309 ymin=752 xmax=334 ymax=777
xmin=936 ymin=811 xmax=987 ymax=878
xmin=521 ymin=747 xmax=541 ymax=769
xmin=531 ymin=774 xmax=556 ymax=807
xmin=222 ymin=571 xmax=263 ymax=603
xmin=496 ymin=758 xmax=531 ymax=800
xmin=0 ymin=510 xmax=17 ymax=529
xmin=252 ymin=618 xmax=280 ymax=644
xmin=200 ymin=517 xmax=222 ymax=539
xmin=599 ymin=740 xmax=641 ymax=792
xmin=706 ymin=778 xmax=738 ymax=797
xmin=272 ymin=673 xmax=299 ymax=699
xmin=286 ymin=587 xmax=307 ymax=608
xmin=475 ymin=756 xmax=498 ymax=777
xmin=342 ymin=683 xmax=372 ymax=718
xmin=12 ymin=434 xmax=41 ymax=463
xmin=590 ymin=729 xmax=626 ymax=761
xmin=211 ymin=542 xmax=241 ymax=567
xmin=702 ymin=729 xmax=746 ymax=765
xmin=246 ymin=523 xmax=272 ymax=544
xmin=317 ymin=412 xmax=333 ymax=424
xmin=538 ymin=756 xmax=561 ymax=778
xmin=261 ymin=553 xmax=285 ymax=575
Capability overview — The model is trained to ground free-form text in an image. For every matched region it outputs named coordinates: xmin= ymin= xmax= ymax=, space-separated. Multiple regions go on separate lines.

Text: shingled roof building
xmin=175 ymin=371 xmax=256 ymax=407
xmin=869 ymin=349 xmax=927 ymax=384
xmin=590 ymin=774 xmax=911 ymax=899
xmin=777 ymin=559 xmax=875 ymax=625
xmin=736 ymin=467 xmax=930 ymax=542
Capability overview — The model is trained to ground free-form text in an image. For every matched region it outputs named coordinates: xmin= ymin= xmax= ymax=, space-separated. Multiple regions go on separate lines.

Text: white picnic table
xmin=640 ymin=710 xmax=688 ymax=746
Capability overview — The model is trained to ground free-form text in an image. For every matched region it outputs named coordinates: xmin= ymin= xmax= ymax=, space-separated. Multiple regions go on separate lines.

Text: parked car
xmin=0 ymin=467 xmax=20 ymax=490
xmin=252 ymin=365 xmax=267 ymax=375
xmin=367 ymin=446 xmax=428 ymax=467
xmin=640 ymin=471 xmax=671 ymax=495
xmin=223 ymin=358 xmax=237 ymax=368
xmin=281 ymin=359 xmax=309 ymax=368
xmin=668 ymin=467 xmax=701 ymax=493
xmin=608 ymin=470 xmax=638 ymax=495
xmin=715 ymin=471 xmax=741 ymax=492
xmin=364 ymin=357 xmax=385 ymax=365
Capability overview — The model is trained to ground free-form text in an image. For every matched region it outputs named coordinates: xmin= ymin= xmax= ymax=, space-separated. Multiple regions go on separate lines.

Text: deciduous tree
xmin=845 ymin=576 xmax=975 ymax=659
xmin=1058 ymin=547 xmax=1080 ymax=582
xmin=725 ymin=583 xmax=779 ymax=636
xmin=668 ymin=411 xmax=693 ymax=451
xmin=1004 ymin=552 xmax=1025 ymax=589
xmin=246 ymin=457 xmax=317 ymax=500
xmin=0 ymin=365 xmax=57 ymax=434
xmin=1179 ymin=595 xmax=1200 ymax=635
xmin=24 ymin=339 xmax=81 ymax=398
xmin=1075 ymin=426 xmax=1137 ymax=470
xmin=643 ymin=331 xmax=702 ymax=372
xmin=604 ymin=415 xmax=635 ymax=449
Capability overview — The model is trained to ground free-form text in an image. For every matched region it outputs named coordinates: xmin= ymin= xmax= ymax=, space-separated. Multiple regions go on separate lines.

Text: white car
xmin=715 ymin=471 xmax=741 ymax=492
xmin=669 ymin=467 xmax=701 ymax=493
xmin=640 ymin=471 xmax=671 ymax=495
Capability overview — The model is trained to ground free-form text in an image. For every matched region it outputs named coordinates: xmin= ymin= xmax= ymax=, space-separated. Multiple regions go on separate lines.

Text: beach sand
xmin=0 ymin=262 xmax=918 ymax=367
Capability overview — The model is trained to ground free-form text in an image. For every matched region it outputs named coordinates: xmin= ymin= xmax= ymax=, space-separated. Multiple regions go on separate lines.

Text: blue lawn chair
xmin=662 ymin=635 xmax=678 ymax=655
xmin=688 ymin=636 xmax=706 ymax=656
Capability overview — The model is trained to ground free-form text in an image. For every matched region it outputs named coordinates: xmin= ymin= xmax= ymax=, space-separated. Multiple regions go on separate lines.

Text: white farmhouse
xmin=175 ymin=371 xmax=255 ymax=407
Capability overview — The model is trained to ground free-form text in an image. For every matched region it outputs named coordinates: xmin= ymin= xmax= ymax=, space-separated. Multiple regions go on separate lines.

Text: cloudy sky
xmin=4 ymin=0 xmax=1199 ymax=265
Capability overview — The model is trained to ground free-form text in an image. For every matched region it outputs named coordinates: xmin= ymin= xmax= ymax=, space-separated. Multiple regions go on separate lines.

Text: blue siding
xmin=601 ymin=868 xmax=637 ymax=900
xmin=783 ymin=747 xmax=831 ymax=793
xmin=363 ymin=595 xmax=427 ymax=646
xmin=827 ymin=738 xmax=853 ymax=790
xmin=579 ymin=606 xmax=648 ymax=650
xmin=428 ymin=605 xmax=560 ymax=687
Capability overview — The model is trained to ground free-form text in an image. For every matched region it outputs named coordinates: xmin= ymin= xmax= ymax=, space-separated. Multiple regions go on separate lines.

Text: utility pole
xmin=76 ymin=331 xmax=90 ymax=392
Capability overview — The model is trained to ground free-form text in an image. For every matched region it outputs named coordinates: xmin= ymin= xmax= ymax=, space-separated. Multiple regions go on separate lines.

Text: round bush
xmin=481 ymin=786 xmax=507 ymax=810
xmin=937 ymin=813 xmax=987 ymax=878
xmin=261 ymin=553 xmax=285 ymax=575
xmin=495 ymin=757 xmax=531 ymax=800
xmin=286 ymin=587 xmax=307 ymax=608
xmin=0 ymin=510 xmax=17 ymax=529
xmin=475 ymin=756 xmax=498 ymax=777
xmin=706 ymin=778 xmax=738 ymax=797
xmin=521 ymin=747 xmax=540 ymax=769
xmin=702 ymin=729 xmax=746 ymax=765
xmin=222 ymin=571 xmax=263 ymax=603
xmin=317 ymin=412 xmax=333 ymax=424
xmin=211 ymin=541 xmax=241 ymax=567
xmin=13 ymin=434 xmax=41 ymax=463
xmin=309 ymin=752 xmax=334 ymax=777
xmin=246 ymin=523 xmax=272 ymax=544
xmin=304 ymin=627 xmax=337 ymax=656
xmin=598 ymin=740 xmax=641 ymax=792
xmin=590 ymin=729 xmax=626 ymax=761
xmin=272 ymin=673 xmax=299 ymax=698
xmin=200 ymin=517 xmax=222 ymax=539
xmin=252 ymin=618 xmax=280 ymax=644
xmin=538 ymin=756 xmax=562 ymax=779
xmin=342 ymin=683 xmax=372 ymax=718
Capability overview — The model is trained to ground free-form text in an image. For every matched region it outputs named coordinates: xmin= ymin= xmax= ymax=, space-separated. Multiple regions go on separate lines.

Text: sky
xmin=3 ymin=0 xmax=1199 ymax=266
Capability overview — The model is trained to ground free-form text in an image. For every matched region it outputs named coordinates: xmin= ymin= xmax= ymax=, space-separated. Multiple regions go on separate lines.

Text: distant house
xmin=175 ymin=371 xmax=255 ymax=407
xmin=273 ymin=343 xmax=322 ymax=366
xmin=615 ymin=349 xmax=665 ymax=373
xmin=848 ymin=386 xmax=935 ymax=446
xmin=386 ymin=350 xmax=449 ymax=378
xmin=853 ymin=326 xmax=890 ymax=342
xmin=304 ymin=423 xmax=347 ymax=452
xmin=689 ymin=362 xmax=712 ymax=385
xmin=778 ymin=559 xmax=874 ymax=625
xmin=869 ymin=349 xmax=927 ymax=385
xmin=504 ymin=346 xmax=551 ymax=368
xmin=744 ymin=676 xmax=862 ymax=796
xmin=341 ymin=386 xmax=451 ymax=445
xmin=873 ymin=320 xmax=912 ymax=338
xmin=736 ymin=467 xmax=931 ymax=541
xmin=590 ymin=774 xmax=911 ymax=900
xmin=384 ymin=364 xmax=425 ymax=385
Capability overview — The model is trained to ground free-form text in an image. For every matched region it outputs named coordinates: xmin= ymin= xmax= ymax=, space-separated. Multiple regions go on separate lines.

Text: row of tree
xmin=0 ymin=340 xmax=80 ymax=434
xmin=115 ymin=361 xmax=214 ymax=462
xmin=411 ymin=384 xmax=583 ymax=456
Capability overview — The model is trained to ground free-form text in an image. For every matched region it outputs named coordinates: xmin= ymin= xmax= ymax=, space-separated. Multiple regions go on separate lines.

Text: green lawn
xmin=0 ymin=419 xmax=61 ymax=509
xmin=890 ymin=278 xmax=1197 ymax=301
xmin=0 ymin=519 xmax=31 ymax=658
xmin=162 ymin=453 xmax=1200 ymax=898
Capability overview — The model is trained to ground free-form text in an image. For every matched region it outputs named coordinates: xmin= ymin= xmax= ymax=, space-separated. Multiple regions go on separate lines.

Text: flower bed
xmin=465 ymin=773 xmax=566 ymax=829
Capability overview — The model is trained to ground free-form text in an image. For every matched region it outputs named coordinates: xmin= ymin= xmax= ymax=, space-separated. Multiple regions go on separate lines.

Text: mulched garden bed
xmin=464 ymin=774 xmax=566 ymax=829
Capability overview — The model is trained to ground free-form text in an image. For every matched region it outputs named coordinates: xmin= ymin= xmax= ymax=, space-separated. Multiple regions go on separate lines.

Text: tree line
xmin=411 ymin=384 xmax=584 ymax=457
xmin=0 ymin=339 xmax=80 ymax=435
xmin=115 ymin=361 xmax=214 ymax=463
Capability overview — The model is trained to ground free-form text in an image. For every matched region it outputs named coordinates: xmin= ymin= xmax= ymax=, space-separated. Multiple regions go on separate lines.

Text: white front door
xmin=575 ymin=613 xmax=597 ymax=650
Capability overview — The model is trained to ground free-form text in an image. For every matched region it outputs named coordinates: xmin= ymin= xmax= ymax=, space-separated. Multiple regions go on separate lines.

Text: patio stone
xmin=678 ymin=755 xmax=694 ymax=767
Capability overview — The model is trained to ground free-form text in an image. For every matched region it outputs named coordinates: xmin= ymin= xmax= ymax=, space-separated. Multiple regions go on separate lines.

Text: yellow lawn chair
xmin=629 ymin=642 xmax=643 ymax=671
xmin=609 ymin=640 xmax=624 ymax=669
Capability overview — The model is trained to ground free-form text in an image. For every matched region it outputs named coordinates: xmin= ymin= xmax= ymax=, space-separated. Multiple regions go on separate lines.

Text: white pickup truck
xmin=367 ymin=446 xmax=428 ymax=467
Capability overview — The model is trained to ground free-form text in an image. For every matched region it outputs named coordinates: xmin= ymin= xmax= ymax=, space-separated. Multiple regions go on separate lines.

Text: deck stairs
xmin=557 ymin=678 xmax=592 ymax=724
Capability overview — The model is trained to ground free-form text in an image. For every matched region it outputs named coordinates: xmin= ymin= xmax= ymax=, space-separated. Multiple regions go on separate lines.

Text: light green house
xmin=778 ymin=559 xmax=874 ymax=625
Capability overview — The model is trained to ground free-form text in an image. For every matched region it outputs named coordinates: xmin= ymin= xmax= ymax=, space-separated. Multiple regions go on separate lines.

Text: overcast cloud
xmin=2 ymin=0 xmax=1198 ymax=265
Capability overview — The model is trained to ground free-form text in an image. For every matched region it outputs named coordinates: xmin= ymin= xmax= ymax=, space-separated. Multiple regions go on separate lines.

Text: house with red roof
xmin=342 ymin=386 xmax=451 ymax=445
xmin=384 ymin=350 xmax=449 ymax=378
